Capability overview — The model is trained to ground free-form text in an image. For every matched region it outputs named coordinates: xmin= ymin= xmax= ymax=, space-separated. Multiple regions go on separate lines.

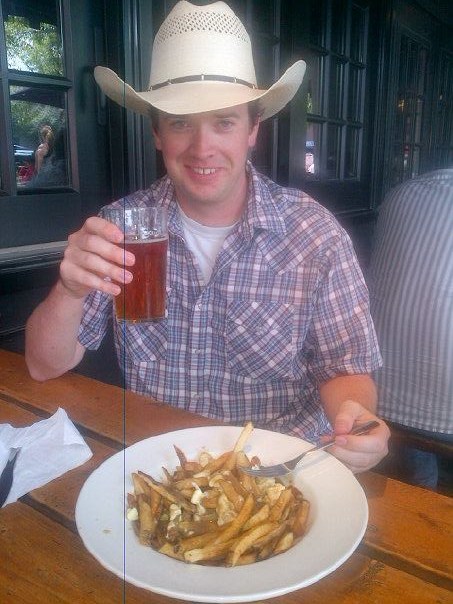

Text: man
xmin=25 ymin=1 xmax=389 ymax=473
xmin=368 ymin=169 xmax=453 ymax=488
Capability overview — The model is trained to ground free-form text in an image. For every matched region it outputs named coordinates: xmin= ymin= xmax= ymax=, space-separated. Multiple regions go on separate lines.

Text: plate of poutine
xmin=75 ymin=424 xmax=368 ymax=603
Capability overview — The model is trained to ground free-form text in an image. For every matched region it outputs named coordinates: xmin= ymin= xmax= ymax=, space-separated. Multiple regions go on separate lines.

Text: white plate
xmin=75 ymin=426 xmax=368 ymax=603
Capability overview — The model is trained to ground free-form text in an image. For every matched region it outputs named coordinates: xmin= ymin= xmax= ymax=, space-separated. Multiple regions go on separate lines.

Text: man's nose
xmin=190 ymin=124 xmax=214 ymax=156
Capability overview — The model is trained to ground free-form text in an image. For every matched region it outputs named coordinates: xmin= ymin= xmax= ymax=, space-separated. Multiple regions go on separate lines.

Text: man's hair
xmin=150 ymin=100 xmax=263 ymax=131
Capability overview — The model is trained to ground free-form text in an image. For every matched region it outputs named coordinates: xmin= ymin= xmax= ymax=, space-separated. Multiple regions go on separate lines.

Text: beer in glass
xmin=102 ymin=206 xmax=168 ymax=321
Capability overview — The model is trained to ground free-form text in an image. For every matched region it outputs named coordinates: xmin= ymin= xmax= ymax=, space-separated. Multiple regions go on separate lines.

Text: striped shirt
xmin=368 ymin=169 xmax=453 ymax=433
xmin=79 ymin=164 xmax=381 ymax=441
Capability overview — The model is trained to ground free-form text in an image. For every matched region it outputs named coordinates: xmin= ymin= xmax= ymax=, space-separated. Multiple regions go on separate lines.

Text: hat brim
xmin=94 ymin=61 xmax=306 ymax=121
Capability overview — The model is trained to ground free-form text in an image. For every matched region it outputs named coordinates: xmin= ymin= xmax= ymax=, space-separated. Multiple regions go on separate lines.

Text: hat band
xmin=149 ymin=74 xmax=257 ymax=91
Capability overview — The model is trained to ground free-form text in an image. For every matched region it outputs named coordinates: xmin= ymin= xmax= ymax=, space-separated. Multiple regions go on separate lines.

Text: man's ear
xmin=248 ymin=119 xmax=260 ymax=149
xmin=152 ymin=125 xmax=162 ymax=151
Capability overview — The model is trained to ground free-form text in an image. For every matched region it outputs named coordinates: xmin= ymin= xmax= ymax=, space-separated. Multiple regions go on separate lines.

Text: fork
xmin=240 ymin=420 xmax=380 ymax=477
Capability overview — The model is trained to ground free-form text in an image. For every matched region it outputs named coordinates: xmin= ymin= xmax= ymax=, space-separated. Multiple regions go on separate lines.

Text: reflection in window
xmin=328 ymin=58 xmax=344 ymax=119
xmin=348 ymin=66 xmax=363 ymax=121
xmin=350 ymin=4 xmax=367 ymax=63
xmin=345 ymin=127 xmax=360 ymax=178
xmin=10 ymin=85 xmax=70 ymax=190
xmin=326 ymin=125 xmax=341 ymax=179
xmin=2 ymin=0 xmax=63 ymax=75
xmin=305 ymin=122 xmax=321 ymax=176
xmin=305 ymin=52 xmax=324 ymax=116
xmin=305 ymin=0 xmax=368 ymax=181
xmin=390 ymin=35 xmax=428 ymax=186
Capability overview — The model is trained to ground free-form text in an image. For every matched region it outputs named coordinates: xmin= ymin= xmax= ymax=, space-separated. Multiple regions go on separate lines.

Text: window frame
xmin=283 ymin=0 xmax=376 ymax=215
xmin=0 ymin=0 xmax=81 ymax=250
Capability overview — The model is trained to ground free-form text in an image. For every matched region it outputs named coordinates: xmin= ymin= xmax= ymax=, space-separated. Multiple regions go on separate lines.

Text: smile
xmin=191 ymin=167 xmax=217 ymax=175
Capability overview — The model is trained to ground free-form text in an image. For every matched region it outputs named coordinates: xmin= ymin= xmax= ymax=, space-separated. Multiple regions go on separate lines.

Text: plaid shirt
xmin=79 ymin=164 xmax=381 ymax=442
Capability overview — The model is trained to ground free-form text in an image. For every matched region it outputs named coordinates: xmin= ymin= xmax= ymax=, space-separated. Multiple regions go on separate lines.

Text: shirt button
xmin=195 ymin=302 xmax=202 ymax=311
xmin=192 ymin=348 xmax=202 ymax=354
xmin=191 ymin=393 xmax=200 ymax=401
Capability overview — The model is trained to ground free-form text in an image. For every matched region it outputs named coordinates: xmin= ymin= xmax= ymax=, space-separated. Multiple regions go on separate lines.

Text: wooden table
xmin=0 ymin=349 xmax=451 ymax=603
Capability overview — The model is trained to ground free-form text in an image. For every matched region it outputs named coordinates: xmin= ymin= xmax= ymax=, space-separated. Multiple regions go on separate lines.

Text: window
xmin=432 ymin=50 xmax=453 ymax=168
xmin=389 ymin=34 xmax=429 ymax=187
xmin=0 ymin=0 xmax=112 ymax=252
xmin=1 ymin=0 xmax=72 ymax=194
xmin=304 ymin=0 xmax=368 ymax=181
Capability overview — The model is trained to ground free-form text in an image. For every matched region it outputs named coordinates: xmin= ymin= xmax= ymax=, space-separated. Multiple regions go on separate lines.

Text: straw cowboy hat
xmin=94 ymin=0 xmax=306 ymax=121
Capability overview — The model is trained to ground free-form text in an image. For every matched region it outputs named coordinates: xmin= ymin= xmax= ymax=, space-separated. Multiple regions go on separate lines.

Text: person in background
xmin=25 ymin=1 xmax=389 ymax=473
xmin=27 ymin=128 xmax=67 ymax=188
xmin=368 ymin=169 xmax=453 ymax=489
xmin=35 ymin=125 xmax=54 ymax=174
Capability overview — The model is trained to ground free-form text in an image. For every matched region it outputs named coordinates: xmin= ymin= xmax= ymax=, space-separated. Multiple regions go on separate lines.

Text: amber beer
xmin=115 ymin=236 xmax=168 ymax=321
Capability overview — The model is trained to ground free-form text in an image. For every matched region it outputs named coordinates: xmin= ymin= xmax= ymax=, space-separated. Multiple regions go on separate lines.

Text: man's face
xmin=152 ymin=104 xmax=259 ymax=223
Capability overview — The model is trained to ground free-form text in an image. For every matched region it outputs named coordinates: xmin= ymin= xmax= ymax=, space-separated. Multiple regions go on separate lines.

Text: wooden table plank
xmin=1 ymin=502 xmax=451 ymax=604
xmin=0 ymin=502 xmax=180 ymax=604
xmin=0 ymin=349 xmax=218 ymax=447
xmin=359 ymin=472 xmax=453 ymax=591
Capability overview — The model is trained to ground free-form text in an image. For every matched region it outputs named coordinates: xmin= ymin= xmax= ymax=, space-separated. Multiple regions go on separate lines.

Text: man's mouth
xmin=191 ymin=167 xmax=217 ymax=175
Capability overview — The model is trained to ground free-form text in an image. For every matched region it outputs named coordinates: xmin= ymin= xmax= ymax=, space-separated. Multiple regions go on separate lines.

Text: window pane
xmin=395 ymin=96 xmax=406 ymax=145
xmin=350 ymin=4 xmax=367 ymax=63
xmin=390 ymin=144 xmax=404 ymax=186
xmin=407 ymin=39 xmax=419 ymax=91
xmin=412 ymin=146 xmax=420 ymax=178
xmin=305 ymin=52 xmax=324 ymax=115
xmin=328 ymin=57 xmax=344 ymax=119
xmin=308 ymin=0 xmax=326 ymax=47
xmin=2 ymin=0 xmax=64 ymax=75
xmin=345 ymin=126 xmax=360 ymax=178
xmin=251 ymin=1 xmax=275 ymax=34
xmin=347 ymin=65 xmax=363 ymax=121
xmin=10 ymin=85 xmax=70 ymax=190
xmin=414 ymin=97 xmax=424 ymax=144
xmin=399 ymin=37 xmax=408 ymax=89
xmin=305 ymin=122 xmax=322 ymax=176
xmin=326 ymin=124 xmax=341 ymax=179
xmin=331 ymin=2 xmax=346 ymax=55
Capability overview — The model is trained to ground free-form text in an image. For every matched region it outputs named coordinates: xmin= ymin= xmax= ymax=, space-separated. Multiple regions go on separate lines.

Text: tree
xmin=4 ymin=15 xmax=65 ymax=160
xmin=4 ymin=15 xmax=62 ymax=75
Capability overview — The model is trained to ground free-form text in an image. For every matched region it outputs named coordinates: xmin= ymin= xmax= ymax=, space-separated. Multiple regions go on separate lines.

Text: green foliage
xmin=5 ymin=15 xmax=65 ymax=148
xmin=4 ymin=15 xmax=63 ymax=75
xmin=11 ymin=95 xmax=63 ymax=148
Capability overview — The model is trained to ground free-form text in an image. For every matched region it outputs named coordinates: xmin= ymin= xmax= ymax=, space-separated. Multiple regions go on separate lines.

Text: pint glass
xmin=102 ymin=206 xmax=168 ymax=322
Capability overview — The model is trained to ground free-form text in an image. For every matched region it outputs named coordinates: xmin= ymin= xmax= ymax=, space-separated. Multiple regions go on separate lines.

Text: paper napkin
xmin=0 ymin=407 xmax=93 ymax=507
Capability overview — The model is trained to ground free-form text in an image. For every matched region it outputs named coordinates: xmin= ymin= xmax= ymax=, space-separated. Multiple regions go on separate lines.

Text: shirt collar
xmin=241 ymin=162 xmax=287 ymax=240
xmin=160 ymin=162 xmax=288 ymax=240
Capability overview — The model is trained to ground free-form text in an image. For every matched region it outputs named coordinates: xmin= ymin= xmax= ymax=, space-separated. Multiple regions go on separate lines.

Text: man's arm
xmin=319 ymin=373 xmax=390 ymax=473
xmin=25 ymin=280 xmax=87 ymax=381
xmin=25 ymin=216 xmax=134 ymax=381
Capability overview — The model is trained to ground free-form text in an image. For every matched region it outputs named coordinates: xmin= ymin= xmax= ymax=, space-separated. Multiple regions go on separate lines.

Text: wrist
xmin=54 ymin=278 xmax=87 ymax=302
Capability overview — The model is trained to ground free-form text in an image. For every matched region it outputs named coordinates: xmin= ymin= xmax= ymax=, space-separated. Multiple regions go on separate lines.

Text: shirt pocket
xmin=117 ymin=318 xmax=168 ymax=363
xmin=225 ymin=300 xmax=294 ymax=380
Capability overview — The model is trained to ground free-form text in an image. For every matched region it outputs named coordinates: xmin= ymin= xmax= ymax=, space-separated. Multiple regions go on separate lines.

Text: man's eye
xmin=218 ymin=119 xmax=234 ymax=130
xmin=169 ymin=120 xmax=188 ymax=130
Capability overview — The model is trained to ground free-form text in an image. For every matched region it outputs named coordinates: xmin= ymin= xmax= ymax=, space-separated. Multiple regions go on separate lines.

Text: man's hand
xmin=324 ymin=399 xmax=390 ymax=473
xmin=59 ymin=216 xmax=135 ymax=299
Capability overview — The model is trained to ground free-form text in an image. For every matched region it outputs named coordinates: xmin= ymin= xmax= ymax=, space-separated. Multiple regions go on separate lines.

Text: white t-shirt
xmin=178 ymin=207 xmax=236 ymax=283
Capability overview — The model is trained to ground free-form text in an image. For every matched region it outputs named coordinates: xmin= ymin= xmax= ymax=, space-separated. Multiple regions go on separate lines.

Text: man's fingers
xmin=85 ymin=216 xmax=124 ymax=243
xmin=58 ymin=216 xmax=137 ymax=299
xmin=330 ymin=420 xmax=390 ymax=473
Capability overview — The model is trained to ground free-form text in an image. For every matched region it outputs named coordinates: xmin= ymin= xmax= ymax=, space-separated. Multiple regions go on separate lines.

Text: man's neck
xmin=176 ymin=199 xmax=245 ymax=227
xmin=175 ymin=172 xmax=250 ymax=227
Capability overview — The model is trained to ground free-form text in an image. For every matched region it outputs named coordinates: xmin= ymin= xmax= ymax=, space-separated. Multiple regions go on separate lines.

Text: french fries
xmin=127 ymin=422 xmax=310 ymax=566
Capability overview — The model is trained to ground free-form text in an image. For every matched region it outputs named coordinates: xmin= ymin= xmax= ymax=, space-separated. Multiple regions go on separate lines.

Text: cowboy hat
xmin=94 ymin=0 xmax=306 ymax=121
